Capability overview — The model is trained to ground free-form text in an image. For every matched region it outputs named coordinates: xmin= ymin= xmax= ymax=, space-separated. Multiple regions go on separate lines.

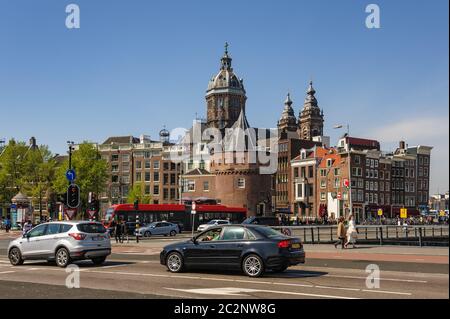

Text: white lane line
xmin=165 ymin=287 xmax=358 ymax=300
xmin=362 ymin=289 xmax=412 ymax=296
xmin=323 ymin=274 xmax=427 ymax=283
xmin=82 ymin=269 xmax=412 ymax=296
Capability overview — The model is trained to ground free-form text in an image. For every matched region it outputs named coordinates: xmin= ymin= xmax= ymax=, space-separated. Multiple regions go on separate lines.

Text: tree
xmin=54 ymin=142 xmax=108 ymax=218
xmin=127 ymin=182 xmax=152 ymax=204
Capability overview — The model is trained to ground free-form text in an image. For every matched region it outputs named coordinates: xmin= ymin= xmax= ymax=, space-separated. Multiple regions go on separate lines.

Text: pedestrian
xmin=5 ymin=216 xmax=11 ymax=233
xmin=114 ymin=219 xmax=122 ymax=243
xmin=334 ymin=216 xmax=346 ymax=249
xmin=120 ymin=220 xmax=128 ymax=243
xmin=344 ymin=215 xmax=358 ymax=249
xmin=22 ymin=220 xmax=33 ymax=236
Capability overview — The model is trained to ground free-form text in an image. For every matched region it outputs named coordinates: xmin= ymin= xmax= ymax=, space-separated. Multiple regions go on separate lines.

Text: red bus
xmin=104 ymin=203 xmax=247 ymax=231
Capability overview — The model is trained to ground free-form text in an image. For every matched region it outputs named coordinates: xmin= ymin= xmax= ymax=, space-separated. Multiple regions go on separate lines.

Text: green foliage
xmin=54 ymin=142 xmax=108 ymax=215
xmin=127 ymin=182 xmax=152 ymax=204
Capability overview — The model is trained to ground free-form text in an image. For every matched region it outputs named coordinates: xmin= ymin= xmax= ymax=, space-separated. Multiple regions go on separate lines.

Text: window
xmin=221 ymin=227 xmax=246 ymax=241
xmin=153 ymin=172 xmax=160 ymax=182
xmin=374 ymin=194 xmax=378 ymax=204
xmin=374 ymin=170 xmax=378 ymax=178
xmin=122 ymin=154 xmax=130 ymax=162
xmin=112 ymin=175 xmax=119 ymax=183
xmin=203 ymin=181 xmax=209 ymax=191
xmin=145 ymin=185 xmax=150 ymax=195
xmin=28 ymin=225 xmax=46 ymax=238
xmin=112 ymin=164 xmax=119 ymax=172
xmin=366 ymin=159 xmax=370 ymax=166
xmin=365 ymin=181 xmax=369 ymax=190
xmin=122 ymin=162 xmax=130 ymax=172
xmin=424 ymin=157 xmax=429 ymax=165
xmin=370 ymin=159 xmax=374 ymax=168
xmin=365 ymin=193 xmax=369 ymax=203
xmin=320 ymin=169 xmax=327 ymax=177
xmin=358 ymin=190 xmax=364 ymax=202
xmin=424 ymin=168 xmax=428 ymax=177
xmin=170 ymin=188 xmax=176 ymax=200
xmin=153 ymin=161 xmax=160 ymax=170
xmin=170 ymin=174 xmax=176 ymax=185
xmin=163 ymin=188 xmax=169 ymax=200
xmin=153 ymin=185 xmax=160 ymax=196
xmin=308 ymin=166 xmax=314 ymax=178
xmin=327 ymin=159 xmax=333 ymax=167
xmin=374 ymin=160 xmax=379 ymax=168
xmin=145 ymin=172 xmax=151 ymax=182
xmin=145 ymin=160 xmax=151 ymax=169
xmin=374 ymin=182 xmax=378 ymax=191
xmin=122 ymin=175 xmax=130 ymax=184
xmin=320 ymin=180 xmax=326 ymax=188
xmin=136 ymin=161 xmax=142 ymax=169
xmin=358 ymin=179 xmax=364 ymax=188
xmin=369 ymin=181 xmax=373 ymax=191
xmin=380 ymin=181 xmax=384 ymax=191
xmin=385 ymin=171 xmax=390 ymax=180
xmin=187 ymin=180 xmax=195 ymax=192
xmin=46 ymin=224 xmax=60 ymax=235
xmin=405 ymin=169 xmax=409 ymax=177
xmin=410 ymin=182 xmax=415 ymax=192
xmin=294 ymin=168 xmax=299 ymax=178
xmin=355 ymin=155 xmax=361 ymax=165
xmin=419 ymin=157 xmax=423 ymax=165
xmin=334 ymin=178 xmax=340 ymax=188
xmin=163 ymin=162 xmax=169 ymax=170
xmin=380 ymin=171 xmax=384 ymax=179
xmin=334 ymin=168 xmax=340 ymax=176
xmin=237 ymin=178 xmax=246 ymax=189
xmin=418 ymin=167 xmax=423 ymax=177
xmin=111 ymin=154 xmax=119 ymax=162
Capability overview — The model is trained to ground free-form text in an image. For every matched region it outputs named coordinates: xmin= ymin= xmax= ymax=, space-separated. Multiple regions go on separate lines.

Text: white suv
xmin=197 ymin=219 xmax=231 ymax=232
xmin=7 ymin=221 xmax=111 ymax=267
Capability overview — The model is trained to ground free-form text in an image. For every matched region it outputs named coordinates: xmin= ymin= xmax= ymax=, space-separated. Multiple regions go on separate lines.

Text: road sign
xmin=88 ymin=210 xmax=96 ymax=218
xmin=439 ymin=210 xmax=446 ymax=217
xmin=66 ymin=169 xmax=76 ymax=182
xmin=66 ymin=209 xmax=76 ymax=220
xmin=67 ymin=184 xmax=80 ymax=208
xmin=400 ymin=208 xmax=407 ymax=219
xmin=378 ymin=209 xmax=383 ymax=216
xmin=343 ymin=179 xmax=349 ymax=188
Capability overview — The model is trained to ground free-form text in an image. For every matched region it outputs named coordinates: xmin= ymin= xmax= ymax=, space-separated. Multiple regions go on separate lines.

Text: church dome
xmin=206 ymin=43 xmax=245 ymax=94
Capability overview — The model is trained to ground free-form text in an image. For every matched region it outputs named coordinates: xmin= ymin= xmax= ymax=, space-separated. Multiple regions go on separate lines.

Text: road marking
xmin=165 ymin=287 xmax=358 ymax=299
xmin=323 ymin=274 xmax=427 ymax=283
xmin=0 ymin=271 xmax=15 ymax=275
xmin=361 ymin=289 xmax=412 ymax=296
xmin=81 ymin=269 xmax=412 ymax=297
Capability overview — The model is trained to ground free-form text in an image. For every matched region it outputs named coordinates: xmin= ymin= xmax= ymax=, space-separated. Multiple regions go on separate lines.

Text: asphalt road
xmin=0 ymin=236 xmax=448 ymax=299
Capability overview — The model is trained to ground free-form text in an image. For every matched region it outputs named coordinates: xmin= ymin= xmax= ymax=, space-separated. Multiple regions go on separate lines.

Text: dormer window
xmin=327 ymin=159 xmax=333 ymax=167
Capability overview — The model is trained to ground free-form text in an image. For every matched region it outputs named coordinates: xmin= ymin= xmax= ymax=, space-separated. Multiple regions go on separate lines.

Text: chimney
xmin=399 ymin=140 xmax=406 ymax=150
xmin=140 ymin=134 xmax=145 ymax=144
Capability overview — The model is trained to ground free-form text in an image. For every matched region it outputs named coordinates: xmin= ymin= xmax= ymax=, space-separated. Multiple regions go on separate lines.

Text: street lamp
xmin=334 ymin=124 xmax=352 ymax=218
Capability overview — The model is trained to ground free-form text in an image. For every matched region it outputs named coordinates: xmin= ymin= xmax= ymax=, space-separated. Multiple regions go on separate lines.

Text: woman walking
xmin=344 ymin=215 xmax=358 ymax=249
xmin=334 ymin=216 xmax=346 ymax=249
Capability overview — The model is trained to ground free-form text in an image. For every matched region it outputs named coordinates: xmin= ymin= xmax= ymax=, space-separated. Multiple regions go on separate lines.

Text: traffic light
xmin=67 ymin=184 xmax=80 ymax=208
xmin=134 ymin=199 xmax=139 ymax=211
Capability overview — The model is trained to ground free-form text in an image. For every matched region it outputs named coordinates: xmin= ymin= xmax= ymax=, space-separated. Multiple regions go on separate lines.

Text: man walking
xmin=114 ymin=219 xmax=122 ymax=243
xmin=334 ymin=216 xmax=346 ymax=249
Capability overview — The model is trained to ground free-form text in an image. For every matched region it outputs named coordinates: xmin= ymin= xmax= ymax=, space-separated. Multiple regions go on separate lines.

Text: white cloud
xmin=368 ymin=116 xmax=449 ymax=143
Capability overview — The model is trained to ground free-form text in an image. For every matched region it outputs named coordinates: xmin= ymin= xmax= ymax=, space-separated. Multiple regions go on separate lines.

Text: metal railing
xmin=272 ymin=225 xmax=449 ymax=247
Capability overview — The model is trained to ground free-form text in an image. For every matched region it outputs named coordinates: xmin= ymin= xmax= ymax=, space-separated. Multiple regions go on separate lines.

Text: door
xmin=40 ymin=223 xmax=63 ymax=257
xmin=184 ymin=227 xmax=223 ymax=265
xmin=20 ymin=224 xmax=48 ymax=258
xmin=152 ymin=223 xmax=164 ymax=235
xmin=214 ymin=226 xmax=247 ymax=266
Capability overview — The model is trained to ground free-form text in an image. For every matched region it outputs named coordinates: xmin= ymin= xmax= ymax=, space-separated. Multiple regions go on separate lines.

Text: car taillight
xmin=69 ymin=233 xmax=86 ymax=240
xmin=277 ymin=240 xmax=291 ymax=248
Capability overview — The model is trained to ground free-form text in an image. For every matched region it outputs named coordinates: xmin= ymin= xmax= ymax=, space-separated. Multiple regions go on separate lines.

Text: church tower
xmin=298 ymin=81 xmax=324 ymax=140
xmin=206 ymin=43 xmax=247 ymax=130
xmin=277 ymin=93 xmax=298 ymax=133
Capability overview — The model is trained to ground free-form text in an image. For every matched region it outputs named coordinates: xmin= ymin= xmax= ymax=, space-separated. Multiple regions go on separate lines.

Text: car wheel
xmin=91 ymin=256 xmax=107 ymax=265
xmin=242 ymin=254 xmax=265 ymax=277
xmin=170 ymin=230 xmax=176 ymax=236
xmin=55 ymin=247 xmax=71 ymax=268
xmin=166 ymin=252 xmax=184 ymax=273
xmin=144 ymin=231 xmax=151 ymax=237
xmin=9 ymin=247 xmax=24 ymax=266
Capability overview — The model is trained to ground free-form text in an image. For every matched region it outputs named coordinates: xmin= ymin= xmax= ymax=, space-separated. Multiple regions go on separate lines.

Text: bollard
xmin=379 ymin=227 xmax=383 ymax=245
xmin=418 ymin=227 xmax=423 ymax=247
xmin=317 ymin=227 xmax=320 ymax=243
xmin=304 ymin=228 xmax=307 ymax=244
xmin=365 ymin=227 xmax=368 ymax=240
xmin=330 ymin=227 xmax=333 ymax=241
xmin=310 ymin=228 xmax=315 ymax=244
xmin=386 ymin=226 xmax=389 ymax=239
xmin=396 ymin=226 xmax=399 ymax=239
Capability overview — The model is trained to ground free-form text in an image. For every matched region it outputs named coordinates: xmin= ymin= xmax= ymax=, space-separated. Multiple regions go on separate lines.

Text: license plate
xmin=92 ymin=236 xmax=104 ymax=241
xmin=291 ymin=243 xmax=300 ymax=249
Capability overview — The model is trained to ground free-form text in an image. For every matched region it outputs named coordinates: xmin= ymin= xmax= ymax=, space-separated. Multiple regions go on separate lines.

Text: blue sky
xmin=0 ymin=0 xmax=448 ymax=193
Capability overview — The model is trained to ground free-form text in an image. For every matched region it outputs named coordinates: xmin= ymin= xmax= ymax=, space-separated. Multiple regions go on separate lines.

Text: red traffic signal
xmin=67 ymin=184 xmax=80 ymax=208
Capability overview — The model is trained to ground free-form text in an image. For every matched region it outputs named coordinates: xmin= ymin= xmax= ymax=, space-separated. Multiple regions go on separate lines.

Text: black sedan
xmin=159 ymin=225 xmax=305 ymax=277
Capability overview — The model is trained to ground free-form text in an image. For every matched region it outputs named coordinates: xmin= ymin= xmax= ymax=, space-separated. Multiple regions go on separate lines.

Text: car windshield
xmin=255 ymin=227 xmax=286 ymax=239
xmin=206 ymin=220 xmax=217 ymax=225
xmin=77 ymin=223 xmax=107 ymax=233
xmin=242 ymin=217 xmax=254 ymax=224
